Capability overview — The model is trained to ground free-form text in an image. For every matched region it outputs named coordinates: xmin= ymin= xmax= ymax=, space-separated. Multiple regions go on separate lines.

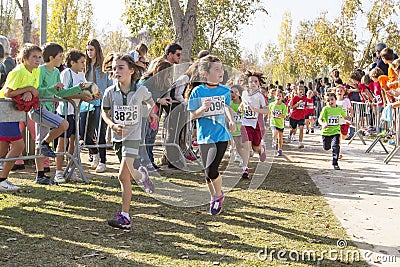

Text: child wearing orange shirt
xmin=381 ymin=48 xmax=398 ymax=91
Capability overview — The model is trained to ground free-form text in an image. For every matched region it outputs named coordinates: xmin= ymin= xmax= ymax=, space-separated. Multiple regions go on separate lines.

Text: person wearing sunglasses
xmin=148 ymin=43 xmax=182 ymax=72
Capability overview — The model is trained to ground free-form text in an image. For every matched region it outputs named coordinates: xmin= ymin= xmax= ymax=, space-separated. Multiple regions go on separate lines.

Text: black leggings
xmin=199 ymin=141 xmax=228 ymax=182
xmin=322 ymin=134 xmax=340 ymax=166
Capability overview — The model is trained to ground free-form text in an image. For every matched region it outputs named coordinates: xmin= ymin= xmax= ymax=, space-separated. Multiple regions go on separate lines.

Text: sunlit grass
xmin=0 ymin=151 xmax=368 ymax=266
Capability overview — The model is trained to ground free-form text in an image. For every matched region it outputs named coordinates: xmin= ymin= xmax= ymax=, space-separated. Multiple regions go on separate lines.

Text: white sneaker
xmin=249 ymin=149 xmax=254 ymax=157
xmin=91 ymin=153 xmax=100 ymax=169
xmin=272 ymin=141 xmax=277 ymax=150
xmin=96 ymin=163 xmax=107 ymax=173
xmin=54 ymin=172 xmax=66 ymax=183
xmin=0 ymin=179 xmax=20 ymax=192
xmin=291 ymin=135 xmax=297 ymax=142
xmin=298 ymin=142 xmax=305 ymax=149
xmin=234 ymin=153 xmax=241 ymax=162
xmin=69 ymin=169 xmax=83 ymax=182
xmin=227 ymin=145 xmax=233 ymax=156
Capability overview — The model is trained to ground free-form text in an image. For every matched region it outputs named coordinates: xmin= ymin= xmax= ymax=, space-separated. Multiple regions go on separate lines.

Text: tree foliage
xmin=47 ymin=0 xmax=94 ymax=51
xmin=0 ymin=0 xmax=17 ymax=36
xmin=124 ymin=0 xmax=265 ymax=67
xmin=264 ymin=0 xmax=400 ymax=84
xmin=124 ymin=0 xmax=175 ymax=58
xmin=359 ymin=0 xmax=400 ymax=68
xmin=97 ymin=29 xmax=132 ymax=56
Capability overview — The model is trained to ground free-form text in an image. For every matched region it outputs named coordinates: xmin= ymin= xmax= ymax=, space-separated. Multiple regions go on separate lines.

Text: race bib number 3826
xmin=114 ymin=105 xmax=139 ymax=125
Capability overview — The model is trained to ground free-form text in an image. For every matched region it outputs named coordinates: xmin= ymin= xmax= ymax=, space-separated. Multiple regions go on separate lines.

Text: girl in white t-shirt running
xmin=238 ymin=71 xmax=269 ymax=179
xmin=335 ymin=85 xmax=354 ymax=158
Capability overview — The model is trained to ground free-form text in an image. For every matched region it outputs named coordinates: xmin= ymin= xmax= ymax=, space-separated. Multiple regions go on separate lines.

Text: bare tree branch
xmin=14 ymin=0 xmax=22 ymax=12
xmin=168 ymin=0 xmax=183 ymax=43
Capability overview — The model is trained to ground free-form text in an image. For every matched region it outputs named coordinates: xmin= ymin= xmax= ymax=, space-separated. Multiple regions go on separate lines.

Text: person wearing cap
xmin=375 ymin=42 xmax=398 ymax=75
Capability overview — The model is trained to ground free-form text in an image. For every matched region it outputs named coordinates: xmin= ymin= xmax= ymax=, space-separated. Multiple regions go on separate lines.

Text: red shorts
xmin=340 ymin=123 xmax=350 ymax=136
xmin=241 ymin=125 xmax=263 ymax=146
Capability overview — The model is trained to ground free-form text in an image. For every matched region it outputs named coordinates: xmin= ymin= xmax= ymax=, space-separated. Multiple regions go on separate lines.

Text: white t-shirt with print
xmin=336 ymin=98 xmax=351 ymax=125
xmin=241 ymin=90 xmax=266 ymax=128
xmin=57 ymin=69 xmax=86 ymax=115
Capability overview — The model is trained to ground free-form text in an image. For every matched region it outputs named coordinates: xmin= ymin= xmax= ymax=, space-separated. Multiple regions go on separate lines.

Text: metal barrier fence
xmin=384 ymin=106 xmax=400 ymax=164
xmin=345 ymin=100 xmax=399 ymax=163
xmin=0 ymin=98 xmax=89 ymax=183
xmin=78 ymin=99 xmax=194 ymax=171
xmin=348 ymin=101 xmax=381 ymax=146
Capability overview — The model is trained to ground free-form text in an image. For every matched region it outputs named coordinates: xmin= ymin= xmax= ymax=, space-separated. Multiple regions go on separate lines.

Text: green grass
xmin=0 ymin=151 xmax=368 ymax=266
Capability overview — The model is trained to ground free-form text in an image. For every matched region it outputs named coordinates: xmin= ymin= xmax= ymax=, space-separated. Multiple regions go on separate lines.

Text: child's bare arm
xmin=3 ymin=86 xmax=38 ymax=98
xmin=190 ymin=98 xmax=211 ymax=120
xmin=224 ymin=105 xmax=236 ymax=132
xmin=102 ymin=110 xmax=124 ymax=136
xmin=252 ymin=106 xmax=269 ymax=114
xmin=145 ymin=98 xmax=159 ymax=123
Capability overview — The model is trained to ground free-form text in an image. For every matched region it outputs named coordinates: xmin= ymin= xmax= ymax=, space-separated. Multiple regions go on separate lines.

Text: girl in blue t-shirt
xmin=188 ymin=55 xmax=236 ymax=215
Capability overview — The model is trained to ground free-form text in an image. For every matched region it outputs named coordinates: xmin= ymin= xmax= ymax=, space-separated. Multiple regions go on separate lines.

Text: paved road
xmin=284 ymin=131 xmax=400 ymax=266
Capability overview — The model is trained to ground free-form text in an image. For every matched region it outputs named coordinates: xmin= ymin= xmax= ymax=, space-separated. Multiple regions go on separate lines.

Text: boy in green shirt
xmin=269 ymin=89 xmax=287 ymax=156
xmin=29 ymin=43 xmax=83 ymax=184
xmin=318 ymin=92 xmax=347 ymax=170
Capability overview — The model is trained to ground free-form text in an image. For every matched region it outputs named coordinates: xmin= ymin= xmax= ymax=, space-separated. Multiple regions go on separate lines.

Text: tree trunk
xmin=22 ymin=0 xmax=31 ymax=43
xmin=15 ymin=0 xmax=31 ymax=43
xmin=168 ymin=0 xmax=198 ymax=62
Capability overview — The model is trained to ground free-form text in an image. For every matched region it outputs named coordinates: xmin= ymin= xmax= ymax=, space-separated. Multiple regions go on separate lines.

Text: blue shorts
xmin=0 ymin=122 xmax=22 ymax=142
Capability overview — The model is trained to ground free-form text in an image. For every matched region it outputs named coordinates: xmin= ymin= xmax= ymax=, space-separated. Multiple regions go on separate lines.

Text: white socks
xmin=121 ymin=212 xmax=130 ymax=220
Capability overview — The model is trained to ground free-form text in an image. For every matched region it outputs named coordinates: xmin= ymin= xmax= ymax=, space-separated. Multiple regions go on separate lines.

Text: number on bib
xmin=327 ymin=115 xmax=339 ymax=126
xmin=375 ymin=95 xmax=382 ymax=104
xmin=244 ymin=106 xmax=257 ymax=119
xmin=114 ymin=105 xmax=139 ymax=125
xmin=234 ymin=112 xmax=242 ymax=123
xmin=201 ymin=96 xmax=225 ymax=117
xmin=272 ymin=109 xmax=282 ymax=118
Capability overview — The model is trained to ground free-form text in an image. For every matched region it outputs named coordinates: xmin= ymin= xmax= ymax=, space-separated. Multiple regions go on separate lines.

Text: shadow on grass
xmin=0 ymin=143 xmax=373 ymax=266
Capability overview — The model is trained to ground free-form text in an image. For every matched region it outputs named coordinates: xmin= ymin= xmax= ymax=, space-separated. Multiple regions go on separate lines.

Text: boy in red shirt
xmin=288 ymin=85 xmax=307 ymax=148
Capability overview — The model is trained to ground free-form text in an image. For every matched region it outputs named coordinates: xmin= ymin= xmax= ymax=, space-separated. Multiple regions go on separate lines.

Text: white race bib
xmin=272 ymin=109 xmax=282 ymax=118
xmin=114 ymin=105 xmax=139 ymax=125
xmin=244 ymin=106 xmax=257 ymax=119
xmin=234 ymin=112 xmax=242 ymax=123
xmin=201 ymin=96 xmax=225 ymax=117
xmin=375 ymin=95 xmax=382 ymax=104
xmin=297 ymin=101 xmax=305 ymax=110
xmin=306 ymin=103 xmax=314 ymax=109
xmin=327 ymin=115 xmax=339 ymax=126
